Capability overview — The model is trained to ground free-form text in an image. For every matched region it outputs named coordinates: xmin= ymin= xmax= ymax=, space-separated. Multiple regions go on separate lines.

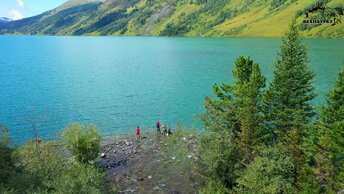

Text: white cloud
xmin=16 ymin=0 xmax=25 ymax=8
xmin=9 ymin=10 xmax=24 ymax=20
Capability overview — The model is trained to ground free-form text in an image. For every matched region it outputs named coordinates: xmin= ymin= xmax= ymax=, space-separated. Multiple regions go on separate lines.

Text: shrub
xmin=62 ymin=124 xmax=101 ymax=163
xmin=199 ymin=132 xmax=243 ymax=189
xmin=236 ymin=144 xmax=295 ymax=194
xmin=0 ymin=125 xmax=14 ymax=185
xmin=54 ymin=163 xmax=108 ymax=194
xmin=200 ymin=179 xmax=230 ymax=194
xmin=13 ymin=140 xmax=68 ymax=190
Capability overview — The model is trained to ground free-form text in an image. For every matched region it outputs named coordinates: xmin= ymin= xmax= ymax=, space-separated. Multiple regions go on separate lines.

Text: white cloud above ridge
xmin=9 ymin=10 xmax=24 ymax=20
xmin=16 ymin=0 xmax=25 ymax=8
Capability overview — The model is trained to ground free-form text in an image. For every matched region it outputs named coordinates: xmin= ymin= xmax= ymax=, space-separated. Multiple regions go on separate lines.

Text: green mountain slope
xmin=0 ymin=0 xmax=343 ymax=37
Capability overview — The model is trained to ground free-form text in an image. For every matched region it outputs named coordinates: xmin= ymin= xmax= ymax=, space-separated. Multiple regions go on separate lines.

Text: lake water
xmin=0 ymin=36 xmax=343 ymax=144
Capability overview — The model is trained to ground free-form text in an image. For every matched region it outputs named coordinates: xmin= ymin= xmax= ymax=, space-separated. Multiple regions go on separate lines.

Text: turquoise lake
xmin=0 ymin=36 xmax=343 ymax=144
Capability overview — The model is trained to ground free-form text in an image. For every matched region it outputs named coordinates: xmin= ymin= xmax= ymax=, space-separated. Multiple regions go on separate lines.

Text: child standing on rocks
xmin=136 ymin=126 xmax=140 ymax=141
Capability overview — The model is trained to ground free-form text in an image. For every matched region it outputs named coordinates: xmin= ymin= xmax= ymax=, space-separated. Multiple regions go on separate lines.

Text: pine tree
xmin=321 ymin=68 xmax=344 ymax=126
xmin=263 ymin=20 xmax=316 ymax=143
xmin=234 ymin=60 xmax=266 ymax=163
xmin=199 ymin=56 xmax=266 ymax=189
xmin=262 ymin=20 xmax=316 ymax=190
xmin=200 ymin=56 xmax=265 ymax=163
xmin=315 ymin=123 xmax=336 ymax=192
xmin=288 ymin=111 xmax=304 ymax=189
xmin=200 ymin=83 xmax=238 ymax=135
xmin=318 ymin=68 xmax=344 ymax=191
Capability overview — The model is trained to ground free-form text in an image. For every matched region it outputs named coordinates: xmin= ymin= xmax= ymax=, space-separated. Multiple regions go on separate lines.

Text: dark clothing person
xmin=168 ymin=128 xmax=172 ymax=135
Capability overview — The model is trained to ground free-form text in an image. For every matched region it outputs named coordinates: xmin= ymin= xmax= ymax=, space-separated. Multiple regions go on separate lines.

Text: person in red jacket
xmin=136 ymin=126 xmax=140 ymax=141
xmin=156 ymin=121 xmax=161 ymax=133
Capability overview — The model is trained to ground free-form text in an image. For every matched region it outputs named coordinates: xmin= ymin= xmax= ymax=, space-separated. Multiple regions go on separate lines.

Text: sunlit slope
xmin=0 ymin=0 xmax=343 ymax=37
xmin=205 ymin=0 xmax=344 ymax=37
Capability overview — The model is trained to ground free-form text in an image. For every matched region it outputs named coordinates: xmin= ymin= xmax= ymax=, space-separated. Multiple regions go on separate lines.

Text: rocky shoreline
xmin=96 ymin=130 xmax=203 ymax=194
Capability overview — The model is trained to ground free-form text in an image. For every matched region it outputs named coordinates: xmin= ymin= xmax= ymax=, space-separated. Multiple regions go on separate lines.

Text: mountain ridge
xmin=0 ymin=17 xmax=13 ymax=24
xmin=0 ymin=0 xmax=343 ymax=37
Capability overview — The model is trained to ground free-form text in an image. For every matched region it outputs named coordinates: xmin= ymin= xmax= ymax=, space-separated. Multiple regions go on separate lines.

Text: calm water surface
xmin=0 ymin=36 xmax=343 ymax=143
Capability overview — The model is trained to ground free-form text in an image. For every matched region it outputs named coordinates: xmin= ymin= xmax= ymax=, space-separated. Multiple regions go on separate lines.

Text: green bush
xmin=0 ymin=125 xmax=14 ymax=185
xmin=54 ymin=163 xmax=108 ymax=194
xmin=199 ymin=132 xmax=243 ymax=189
xmin=200 ymin=179 xmax=230 ymax=194
xmin=236 ymin=145 xmax=295 ymax=194
xmin=0 ymin=124 xmax=113 ymax=193
xmin=0 ymin=185 xmax=16 ymax=194
xmin=13 ymin=139 xmax=112 ymax=193
xmin=13 ymin=140 xmax=68 ymax=191
xmin=62 ymin=124 xmax=101 ymax=163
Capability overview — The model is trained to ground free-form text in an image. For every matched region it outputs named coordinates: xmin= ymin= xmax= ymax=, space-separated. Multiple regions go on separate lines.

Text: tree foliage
xmin=316 ymin=68 xmax=344 ymax=191
xmin=54 ymin=163 xmax=107 ymax=194
xmin=234 ymin=60 xmax=266 ymax=163
xmin=199 ymin=56 xmax=266 ymax=190
xmin=62 ymin=124 xmax=101 ymax=163
xmin=13 ymin=141 xmax=68 ymax=190
xmin=236 ymin=144 xmax=295 ymax=194
xmin=0 ymin=125 xmax=16 ymax=188
xmin=263 ymin=20 xmax=316 ymax=144
xmin=198 ymin=21 xmax=342 ymax=193
xmin=0 ymin=124 xmax=112 ymax=194
xmin=199 ymin=132 xmax=243 ymax=189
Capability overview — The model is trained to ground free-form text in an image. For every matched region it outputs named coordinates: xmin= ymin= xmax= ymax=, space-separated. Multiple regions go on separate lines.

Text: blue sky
xmin=0 ymin=0 xmax=66 ymax=20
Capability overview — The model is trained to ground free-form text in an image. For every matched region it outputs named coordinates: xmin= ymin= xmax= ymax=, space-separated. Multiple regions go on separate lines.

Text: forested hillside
xmin=0 ymin=0 xmax=343 ymax=37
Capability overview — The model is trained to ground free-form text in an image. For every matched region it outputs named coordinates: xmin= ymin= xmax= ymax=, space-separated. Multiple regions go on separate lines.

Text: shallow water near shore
xmin=0 ymin=36 xmax=343 ymax=144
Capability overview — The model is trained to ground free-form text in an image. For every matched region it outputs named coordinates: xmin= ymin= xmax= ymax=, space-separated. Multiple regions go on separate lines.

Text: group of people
xmin=156 ymin=121 xmax=172 ymax=136
xmin=135 ymin=121 xmax=173 ymax=141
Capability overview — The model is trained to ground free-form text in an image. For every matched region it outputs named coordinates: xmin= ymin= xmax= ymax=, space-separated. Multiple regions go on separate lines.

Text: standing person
xmin=156 ymin=121 xmax=161 ymax=133
xmin=168 ymin=128 xmax=172 ymax=136
xmin=162 ymin=124 xmax=167 ymax=136
xmin=136 ymin=126 xmax=140 ymax=141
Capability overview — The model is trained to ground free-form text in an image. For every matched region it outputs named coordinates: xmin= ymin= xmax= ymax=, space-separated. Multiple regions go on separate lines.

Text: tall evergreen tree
xmin=234 ymin=60 xmax=266 ymax=163
xmin=288 ymin=111 xmax=305 ymax=189
xmin=201 ymin=56 xmax=266 ymax=140
xmin=199 ymin=56 xmax=266 ymax=189
xmin=200 ymin=56 xmax=266 ymax=162
xmin=201 ymin=83 xmax=237 ymax=134
xmin=321 ymin=67 xmax=344 ymax=127
xmin=317 ymin=68 xmax=344 ymax=191
xmin=263 ymin=20 xmax=316 ymax=143
xmin=262 ymin=20 xmax=316 ymax=190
